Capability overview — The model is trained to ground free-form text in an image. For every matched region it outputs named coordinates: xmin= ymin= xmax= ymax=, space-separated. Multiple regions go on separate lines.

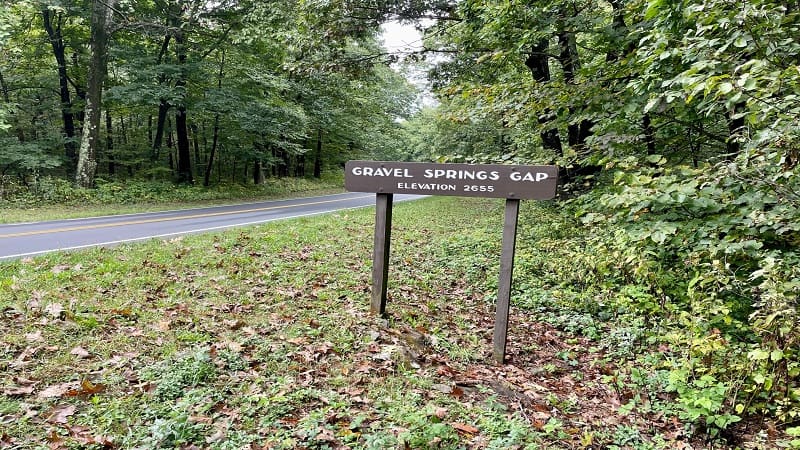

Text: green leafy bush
xmin=568 ymin=137 xmax=800 ymax=434
xmin=0 ymin=175 xmax=342 ymax=208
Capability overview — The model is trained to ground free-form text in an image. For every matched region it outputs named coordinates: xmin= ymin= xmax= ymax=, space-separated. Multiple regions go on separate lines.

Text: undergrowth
xmin=0 ymin=192 xmax=795 ymax=448
xmin=0 ymin=174 xmax=343 ymax=208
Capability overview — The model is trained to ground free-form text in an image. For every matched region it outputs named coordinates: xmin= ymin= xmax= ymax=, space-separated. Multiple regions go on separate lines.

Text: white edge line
xmin=0 ymin=207 xmax=367 ymax=261
xmin=0 ymin=196 xmax=424 ymax=261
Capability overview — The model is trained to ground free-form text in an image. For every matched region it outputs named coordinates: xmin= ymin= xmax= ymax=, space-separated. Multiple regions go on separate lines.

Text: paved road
xmin=0 ymin=192 xmax=423 ymax=261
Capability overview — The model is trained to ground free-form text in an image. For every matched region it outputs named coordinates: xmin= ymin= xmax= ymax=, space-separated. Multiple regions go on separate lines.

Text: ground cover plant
xmin=0 ymin=176 xmax=343 ymax=224
xmin=0 ymin=196 xmax=795 ymax=449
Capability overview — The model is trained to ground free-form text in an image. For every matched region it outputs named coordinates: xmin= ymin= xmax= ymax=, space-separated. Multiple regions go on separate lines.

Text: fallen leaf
xmin=431 ymin=383 xmax=453 ymax=394
xmin=451 ymin=423 xmax=479 ymax=434
xmin=156 ymin=319 xmax=171 ymax=331
xmin=44 ymin=303 xmax=65 ymax=319
xmin=46 ymin=429 xmax=64 ymax=449
xmin=223 ymin=319 xmax=244 ymax=330
xmin=10 ymin=346 xmax=41 ymax=369
xmin=70 ymin=347 xmax=90 ymax=359
xmin=51 ymin=264 xmax=71 ymax=274
xmin=39 ymin=382 xmax=80 ymax=399
xmin=205 ymin=428 xmax=227 ymax=444
xmin=25 ymin=331 xmax=44 ymax=342
xmin=46 ymin=405 xmax=77 ymax=424
xmin=450 ymin=386 xmax=464 ymax=398
xmin=2 ymin=385 xmax=35 ymax=396
xmin=65 ymin=379 xmax=105 ymax=397
xmin=316 ymin=428 xmax=337 ymax=443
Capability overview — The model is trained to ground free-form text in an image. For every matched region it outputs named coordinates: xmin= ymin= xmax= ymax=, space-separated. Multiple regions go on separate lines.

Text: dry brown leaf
xmin=223 ymin=319 xmax=244 ymax=330
xmin=39 ymin=382 xmax=80 ymax=399
xmin=70 ymin=347 xmax=90 ymax=359
xmin=450 ymin=386 xmax=464 ymax=398
xmin=10 ymin=346 xmax=41 ymax=369
xmin=25 ymin=331 xmax=44 ymax=342
xmin=50 ymin=264 xmax=71 ymax=274
xmin=2 ymin=385 xmax=35 ymax=396
xmin=46 ymin=405 xmax=76 ymax=424
xmin=65 ymin=379 xmax=105 ymax=397
xmin=431 ymin=383 xmax=453 ymax=394
xmin=44 ymin=303 xmax=65 ymax=319
xmin=156 ymin=319 xmax=172 ymax=331
xmin=451 ymin=422 xmax=479 ymax=434
xmin=46 ymin=429 xmax=65 ymax=450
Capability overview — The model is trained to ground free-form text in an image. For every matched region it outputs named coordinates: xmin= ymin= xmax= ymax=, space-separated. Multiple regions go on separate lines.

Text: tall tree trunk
xmin=42 ymin=9 xmax=78 ymax=172
xmin=525 ymin=40 xmax=563 ymax=156
xmin=191 ymin=123 xmax=200 ymax=178
xmin=71 ymin=52 xmax=87 ymax=124
xmin=204 ymin=115 xmax=219 ymax=187
xmin=606 ymin=0 xmax=636 ymax=62
xmin=174 ymin=28 xmax=192 ymax=184
xmin=314 ymin=128 xmax=323 ymax=178
xmin=166 ymin=117 xmax=174 ymax=171
xmin=153 ymin=100 xmax=170 ymax=160
xmin=557 ymin=31 xmax=593 ymax=150
xmin=76 ymin=0 xmax=114 ymax=188
xmin=253 ymin=159 xmax=263 ymax=184
xmin=204 ymin=48 xmax=225 ymax=187
xmin=151 ymin=34 xmax=172 ymax=160
xmin=106 ymin=108 xmax=115 ymax=175
xmin=296 ymin=149 xmax=306 ymax=177
xmin=0 ymin=69 xmax=8 ymax=104
xmin=175 ymin=106 xmax=192 ymax=182
xmin=120 ymin=115 xmax=127 ymax=145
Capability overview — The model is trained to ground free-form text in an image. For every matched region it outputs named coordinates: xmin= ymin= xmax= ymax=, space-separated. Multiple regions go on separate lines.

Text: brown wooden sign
xmin=345 ymin=161 xmax=558 ymax=200
xmin=346 ymin=160 xmax=558 ymax=364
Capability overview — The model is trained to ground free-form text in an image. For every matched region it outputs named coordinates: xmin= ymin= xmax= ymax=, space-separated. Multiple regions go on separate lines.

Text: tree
xmin=75 ymin=0 xmax=115 ymax=188
xmin=41 ymin=3 xmax=79 ymax=173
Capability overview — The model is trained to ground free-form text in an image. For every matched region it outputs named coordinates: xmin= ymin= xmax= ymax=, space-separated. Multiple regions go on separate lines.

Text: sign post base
xmin=492 ymin=198 xmax=520 ymax=364
xmin=371 ymin=193 xmax=393 ymax=315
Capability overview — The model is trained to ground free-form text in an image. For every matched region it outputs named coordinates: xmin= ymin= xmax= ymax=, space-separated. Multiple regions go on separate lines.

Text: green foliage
xmin=0 ymin=135 xmax=63 ymax=175
xmin=0 ymin=0 xmax=417 ymax=185
xmin=567 ymin=139 xmax=800 ymax=433
xmin=141 ymin=347 xmax=217 ymax=401
xmin=667 ymin=371 xmax=741 ymax=433
xmin=0 ymin=175 xmax=343 ymax=211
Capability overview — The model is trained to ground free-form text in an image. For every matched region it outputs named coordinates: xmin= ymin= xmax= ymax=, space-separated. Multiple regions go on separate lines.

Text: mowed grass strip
xmin=0 ymin=197 xmax=560 ymax=449
xmin=0 ymin=189 xmax=341 ymax=225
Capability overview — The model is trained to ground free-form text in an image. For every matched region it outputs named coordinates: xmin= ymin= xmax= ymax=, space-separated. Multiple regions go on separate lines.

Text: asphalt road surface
xmin=0 ymin=192 xmax=423 ymax=261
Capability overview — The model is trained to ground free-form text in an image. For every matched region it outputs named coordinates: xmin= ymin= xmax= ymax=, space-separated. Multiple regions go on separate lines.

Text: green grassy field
xmin=0 ymin=197 xmax=779 ymax=449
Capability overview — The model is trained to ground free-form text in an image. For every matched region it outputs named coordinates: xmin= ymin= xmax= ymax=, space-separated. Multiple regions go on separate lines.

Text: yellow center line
xmin=0 ymin=195 xmax=373 ymax=239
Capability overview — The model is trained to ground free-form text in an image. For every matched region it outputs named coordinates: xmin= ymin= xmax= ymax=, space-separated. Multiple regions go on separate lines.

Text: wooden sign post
xmin=371 ymin=193 xmax=393 ymax=315
xmin=345 ymin=161 xmax=558 ymax=364
xmin=493 ymin=198 xmax=520 ymax=363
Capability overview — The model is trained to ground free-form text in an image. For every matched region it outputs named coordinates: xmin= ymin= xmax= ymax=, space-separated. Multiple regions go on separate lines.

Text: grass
xmin=0 ymin=176 xmax=344 ymax=224
xmin=0 ymin=196 xmax=780 ymax=449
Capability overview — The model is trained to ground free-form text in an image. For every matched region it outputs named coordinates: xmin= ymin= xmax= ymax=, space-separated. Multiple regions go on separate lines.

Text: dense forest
xmin=2 ymin=0 xmax=799 ymax=443
xmin=0 ymin=0 xmax=418 ymax=188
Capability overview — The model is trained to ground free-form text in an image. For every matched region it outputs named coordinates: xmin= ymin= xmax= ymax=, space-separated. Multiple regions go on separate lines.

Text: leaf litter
xmin=0 ymin=197 xmax=716 ymax=448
